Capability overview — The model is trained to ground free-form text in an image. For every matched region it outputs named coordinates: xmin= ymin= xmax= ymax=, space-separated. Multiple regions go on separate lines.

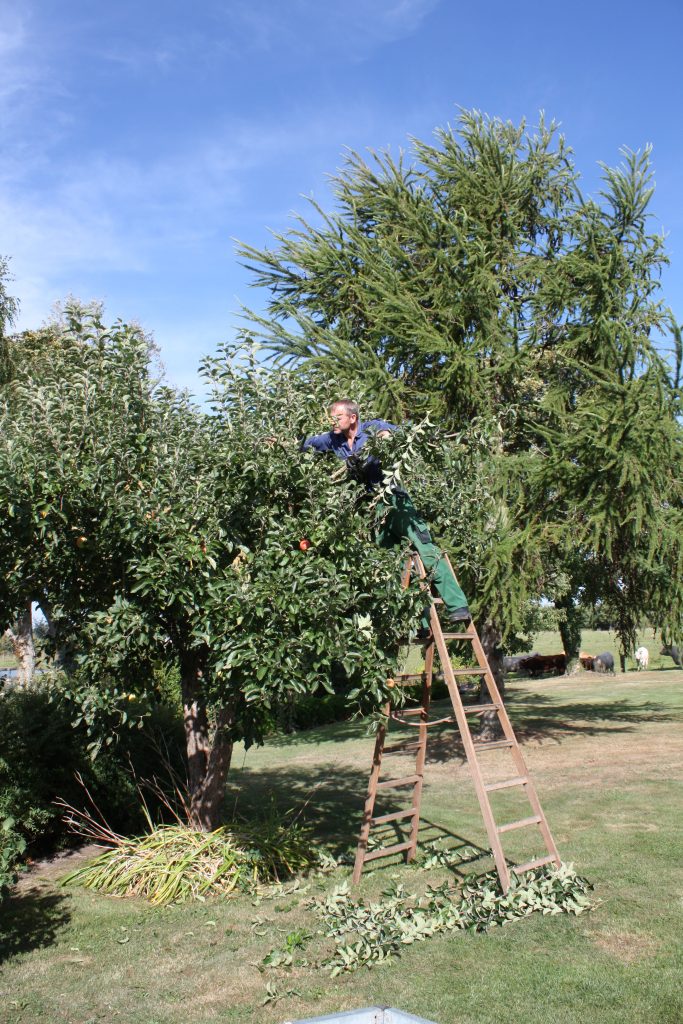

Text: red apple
xmin=298 ymin=538 xmax=311 ymax=551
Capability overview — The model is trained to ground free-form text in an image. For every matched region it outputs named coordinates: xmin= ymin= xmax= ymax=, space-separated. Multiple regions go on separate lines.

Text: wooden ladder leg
xmin=428 ymin=602 xmax=513 ymax=890
xmin=426 ymin=558 xmax=561 ymax=887
xmin=467 ymin=626 xmax=561 ymax=872
xmin=406 ymin=639 xmax=433 ymax=862
xmin=352 ymin=701 xmax=389 ymax=885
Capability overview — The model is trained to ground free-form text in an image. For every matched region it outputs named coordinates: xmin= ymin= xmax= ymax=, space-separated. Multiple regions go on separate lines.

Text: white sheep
xmin=635 ymin=646 xmax=649 ymax=670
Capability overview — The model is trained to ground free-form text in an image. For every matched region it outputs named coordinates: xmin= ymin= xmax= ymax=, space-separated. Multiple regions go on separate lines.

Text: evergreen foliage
xmin=238 ymin=110 xmax=683 ymax=662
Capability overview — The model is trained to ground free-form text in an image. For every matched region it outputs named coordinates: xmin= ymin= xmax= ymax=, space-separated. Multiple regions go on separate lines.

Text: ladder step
xmin=376 ymin=774 xmax=421 ymax=790
xmin=513 ymin=854 xmax=558 ymax=874
xmin=371 ymin=808 xmax=418 ymax=825
xmin=392 ymin=712 xmax=455 ymax=729
xmin=451 ymin=667 xmax=488 ymax=676
xmin=497 ymin=815 xmax=542 ymax=834
xmin=392 ymin=708 xmax=425 ymax=717
xmin=473 ymin=739 xmax=515 ymax=751
xmin=441 ymin=631 xmax=476 ymax=641
xmin=363 ymin=840 xmax=413 ymax=863
xmin=464 ymin=703 xmax=501 ymax=714
xmin=485 ymin=775 xmax=528 ymax=792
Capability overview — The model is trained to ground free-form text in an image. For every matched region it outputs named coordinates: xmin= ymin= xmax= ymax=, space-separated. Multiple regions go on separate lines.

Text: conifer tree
xmin=239 ymin=111 xmax=682 ymax=675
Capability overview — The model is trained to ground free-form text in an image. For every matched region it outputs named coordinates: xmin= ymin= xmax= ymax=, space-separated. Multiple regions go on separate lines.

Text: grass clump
xmin=62 ymin=817 xmax=316 ymax=905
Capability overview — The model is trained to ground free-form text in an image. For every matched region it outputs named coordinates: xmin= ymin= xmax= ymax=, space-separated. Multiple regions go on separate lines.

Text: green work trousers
xmin=375 ymin=490 xmax=468 ymax=622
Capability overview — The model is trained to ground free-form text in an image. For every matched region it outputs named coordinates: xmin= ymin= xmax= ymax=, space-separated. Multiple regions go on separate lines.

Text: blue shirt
xmin=302 ymin=419 xmax=396 ymax=485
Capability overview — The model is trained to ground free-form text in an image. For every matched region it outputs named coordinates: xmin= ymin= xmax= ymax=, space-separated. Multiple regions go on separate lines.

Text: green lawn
xmin=2 ymin=668 xmax=682 ymax=1023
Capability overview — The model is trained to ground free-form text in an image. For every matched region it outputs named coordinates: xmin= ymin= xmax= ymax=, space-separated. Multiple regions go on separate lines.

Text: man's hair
xmin=329 ymin=398 xmax=359 ymax=419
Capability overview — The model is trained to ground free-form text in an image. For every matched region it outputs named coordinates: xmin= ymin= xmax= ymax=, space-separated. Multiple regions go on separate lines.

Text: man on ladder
xmin=302 ymin=398 xmax=471 ymax=628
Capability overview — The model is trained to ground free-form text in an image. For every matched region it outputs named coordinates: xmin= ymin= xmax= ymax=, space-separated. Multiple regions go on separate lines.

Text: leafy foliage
xmin=0 ymin=817 xmax=26 ymax=903
xmin=1 ymin=309 xmax=437 ymax=829
xmin=0 ymin=255 xmax=19 ymax=347
xmin=0 ymin=683 xmax=185 ymax=853
xmin=313 ymin=865 xmax=593 ymax=974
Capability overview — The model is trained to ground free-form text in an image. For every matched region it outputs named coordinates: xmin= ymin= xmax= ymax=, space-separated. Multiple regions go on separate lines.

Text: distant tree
xmin=0 ymin=256 xmax=19 ymax=343
xmin=238 ymin=110 xmax=683 ymax=676
xmin=0 ymin=255 xmax=29 ymax=680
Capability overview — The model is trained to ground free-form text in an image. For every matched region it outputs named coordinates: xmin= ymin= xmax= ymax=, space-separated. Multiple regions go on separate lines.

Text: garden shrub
xmin=0 ymin=817 xmax=26 ymax=903
xmin=281 ymin=691 xmax=353 ymax=732
xmin=0 ymin=683 xmax=185 ymax=856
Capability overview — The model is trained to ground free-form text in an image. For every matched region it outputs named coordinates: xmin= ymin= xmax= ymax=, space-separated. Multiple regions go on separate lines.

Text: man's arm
xmin=300 ymin=431 xmax=334 ymax=453
xmin=366 ymin=418 xmax=397 ymax=440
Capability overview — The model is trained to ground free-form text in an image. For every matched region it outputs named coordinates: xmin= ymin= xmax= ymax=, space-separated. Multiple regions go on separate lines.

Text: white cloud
xmin=0 ymin=13 xmax=33 ymax=109
xmin=370 ymin=0 xmax=441 ymax=42
xmin=1 ymin=97 xmax=380 ymax=337
xmin=211 ymin=0 xmax=440 ymax=61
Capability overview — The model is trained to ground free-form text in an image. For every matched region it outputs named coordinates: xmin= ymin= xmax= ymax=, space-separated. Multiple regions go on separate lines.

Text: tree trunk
xmin=4 ymin=600 xmax=35 ymax=687
xmin=181 ymin=656 xmax=234 ymax=831
xmin=557 ymin=593 xmax=582 ymax=675
xmin=479 ymin=618 xmax=504 ymax=740
xmin=40 ymin=600 xmax=74 ymax=671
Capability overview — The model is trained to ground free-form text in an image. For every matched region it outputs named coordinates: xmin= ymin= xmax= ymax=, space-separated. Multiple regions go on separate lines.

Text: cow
xmin=634 ymin=646 xmax=649 ymax=670
xmin=593 ymin=651 xmax=615 ymax=674
xmin=660 ymin=644 xmax=682 ymax=668
xmin=579 ymin=651 xmax=595 ymax=670
xmin=518 ymin=653 xmax=566 ymax=677
xmin=503 ymin=652 xmax=539 ymax=674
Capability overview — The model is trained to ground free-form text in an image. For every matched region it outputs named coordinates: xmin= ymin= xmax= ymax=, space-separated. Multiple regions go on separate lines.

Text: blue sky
xmin=2 ymin=0 xmax=682 ymax=393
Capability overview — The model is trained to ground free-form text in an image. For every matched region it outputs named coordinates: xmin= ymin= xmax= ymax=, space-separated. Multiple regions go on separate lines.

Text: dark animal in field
xmin=593 ymin=651 xmax=615 ymax=673
xmin=579 ymin=651 xmax=595 ymax=670
xmin=660 ymin=644 xmax=682 ymax=667
xmin=518 ymin=653 xmax=566 ymax=677
xmin=503 ymin=652 xmax=539 ymax=673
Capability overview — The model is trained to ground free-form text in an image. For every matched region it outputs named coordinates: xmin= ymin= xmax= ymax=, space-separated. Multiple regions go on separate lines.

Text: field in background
xmin=401 ymin=628 xmax=676 ymax=677
xmin=531 ymin=629 xmax=670 ymax=669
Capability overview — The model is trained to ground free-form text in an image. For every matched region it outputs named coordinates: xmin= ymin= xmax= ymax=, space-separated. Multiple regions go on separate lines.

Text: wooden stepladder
xmin=352 ymin=553 xmax=561 ymax=892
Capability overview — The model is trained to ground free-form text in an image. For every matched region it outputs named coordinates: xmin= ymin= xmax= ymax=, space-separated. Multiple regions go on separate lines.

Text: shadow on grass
xmin=413 ymin=693 xmax=679 ymax=757
xmin=227 ymin=687 xmax=680 ymax=880
xmin=265 ymin=682 xmax=681 ymax=755
xmin=226 ymin=759 xmax=496 ymax=886
xmin=268 ymin=692 xmax=680 ymax=762
xmin=239 ymin=691 xmax=680 ymax=832
xmin=503 ymin=693 xmax=680 ymax=745
xmin=265 ymin=717 xmax=368 ymax=749
xmin=0 ymin=889 xmax=71 ymax=964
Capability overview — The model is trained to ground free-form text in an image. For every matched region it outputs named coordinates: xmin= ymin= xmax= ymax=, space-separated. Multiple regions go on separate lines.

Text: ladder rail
xmin=352 ymin=705 xmax=390 ymax=885
xmin=407 ymin=640 xmax=432 ymax=861
xmin=427 ymin=598 xmax=513 ymax=892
